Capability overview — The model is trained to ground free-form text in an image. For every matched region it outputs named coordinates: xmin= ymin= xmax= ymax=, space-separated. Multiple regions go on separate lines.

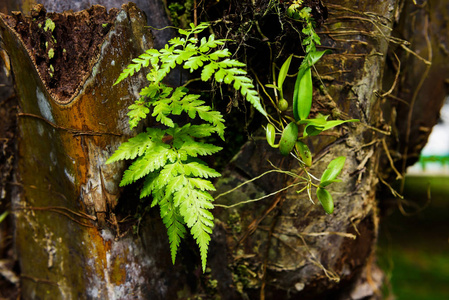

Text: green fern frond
xmin=176 ymin=186 xmax=214 ymax=272
xmin=209 ymin=49 xmax=231 ymax=61
xmin=127 ymin=100 xmax=150 ymax=129
xmin=151 ymin=98 xmax=175 ymax=127
xmin=139 ymin=85 xmax=160 ymax=98
xmin=120 ymin=145 xmax=172 ymax=186
xmin=140 ymin=173 xmax=159 ymax=199
xmin=184 ymin=55 xmax=210 ymax=71
xmin=106 ymin=132 xmax=153 ymax=164
xmin=160 ymin=197 xmax=187 ymax=264
xmin=199 ymin=35 xmax=225 ymax=53
xmin=114 ymin=62 xmax=141 ymax=85
xmin=110 ymin=21 xmax=271 ymax=273
xmin=188 ymin=177 xmax=216 ymax=191
xmin=180 ymin=141 xmax=223 ymax=157
xmin=182 ymin=161 xmax=221 ymax=178
xmin=188 ymin=124 xmax=220 ymax=138
xmin=165 ymin=174 xmax=188 ymax=196
xmin=201 ymin=62 xmax=219 ymax=81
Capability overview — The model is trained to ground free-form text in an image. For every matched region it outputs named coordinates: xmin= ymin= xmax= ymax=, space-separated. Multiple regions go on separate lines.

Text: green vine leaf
xmin=294 ymin=67 xmax=313 ymax=121
xmin=316 ymin=187 xmax=334 ymax=214
xmin=320 ymin=156 xmax=346 ymax=187
xmin=278 ymin=54 xmax=293 ymax=92
xmin=279 ymin=122 xmax=299 ymax=156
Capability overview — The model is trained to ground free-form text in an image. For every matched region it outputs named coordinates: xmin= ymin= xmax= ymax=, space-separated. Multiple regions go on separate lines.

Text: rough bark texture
xmin=209 ymin=2 xmax=395 ymax=299
xmin=0 ymin=3 xmax=156 ymax=298
xmin=0 ymin=0 xmax=448 ymax=299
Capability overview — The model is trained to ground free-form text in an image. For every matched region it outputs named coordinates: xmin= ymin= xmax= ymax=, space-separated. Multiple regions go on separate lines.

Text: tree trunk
xmin=0 ymin=0 xmax=448 ymax=299
xmin=0 ymin=3 xmax=159 ymax=298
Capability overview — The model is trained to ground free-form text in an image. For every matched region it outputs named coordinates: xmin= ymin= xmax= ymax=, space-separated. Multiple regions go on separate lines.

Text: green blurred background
xmin=378 ymin=100 xmax=449 ymax=299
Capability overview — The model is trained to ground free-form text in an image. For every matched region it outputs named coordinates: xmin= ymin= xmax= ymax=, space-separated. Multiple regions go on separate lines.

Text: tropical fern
xmin=108 ymin=22 xmax=267 ymax=272
xmin=114 ymin=22 xmax=266 ymax=118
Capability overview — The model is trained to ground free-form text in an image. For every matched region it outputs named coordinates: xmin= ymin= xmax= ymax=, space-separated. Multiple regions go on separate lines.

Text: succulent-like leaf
xmin=320 ymin=156 xmax=346 ymax=187
xmin=296 ymin=140 xmax=312 ymax=167
xmin=294 ymin=67 xmax=313 ymax=120
xmin=316 ymin=187 xmax=334 ymax=214
xmin=279 ymin=122 xmax=299 ymax=156
xmin=278 ymin=54 xmax=293 ymax=91
xmin=266 ymin=123 xmax=278 ymax=148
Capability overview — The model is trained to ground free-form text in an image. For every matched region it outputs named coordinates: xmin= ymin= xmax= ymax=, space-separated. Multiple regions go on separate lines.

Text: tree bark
xmin=0 ymin=3 xmax=159 ymax=298
xmin=0 ymin=0 xmax=448 ymax=299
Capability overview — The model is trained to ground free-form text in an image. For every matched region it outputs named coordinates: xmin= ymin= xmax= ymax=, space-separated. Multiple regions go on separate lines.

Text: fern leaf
xmin=127 ymin=101 xmax=150 ymax=129
xmin=182 ymin=161 xmax=221 ymax=178
xmin=106 ymin=132 xmax=153 ymax=164
xmin=168 ymin=37 xmax=185 ymax=47
xmin=115 ymin=49 xmax=158 ymax=85
xmin=209 ymin=49 xmax=231 ymax=61
xmin=170 ymin=87 xmax=188 ymax=115
xmin=140 ymin=85 xmax=159 ymax=98
xmin=176 ymin=187 xmax=214 ymax=272
xmin=245 ymin=89 xmax=266 ymax=117
xmin=232 ymin=77 xmax=267 ymax=117
xmin=198 ymin=35 xmax=225 ymax=53
xmin=201 ymin=62 xmax=219 ymax=81
xmin=160 ymin=198 xmax=187 ymax=264
xmin=186 ymin=22 xmax=209 ymax=35
xmin=197 ymin=110 xmax=225 ymax=132
xmin=140 ymin=173 xmax=157 ymax=199
xmin=114 ymin=62 xmax=141 ymax=85
xmin=151 ymin=99 xmax=175 ymax=127
xmin=188 ymin=177 xmax=216 ymax=191
xmin=180 ymin=141 xmax=222 ymax=157
xmin=165 ymin=174 xmax=187 ymax=197
xmin=217 ymin=58 xmax=246 ymax=68
xmin=157 ymin=163 xmax=179 ymax=190
xmin=120 ymin=145 xmax=171 ymax=186
xmin=214 ymin=68 xmax=227 ymax=82
xmin=192 ymin=220 xmax=212 ymax=272
xmin=187 ymin=124 xmax=219 ymax=138
xmin=184 ymin=55 xmax=210 ymax=72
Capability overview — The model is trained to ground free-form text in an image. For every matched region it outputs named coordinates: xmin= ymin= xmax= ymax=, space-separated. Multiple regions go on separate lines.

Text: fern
xmin=108 ymin=22 xmax=267 ymax=272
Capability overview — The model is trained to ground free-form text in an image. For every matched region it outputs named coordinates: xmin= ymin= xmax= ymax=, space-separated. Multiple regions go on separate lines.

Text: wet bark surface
xmin=0 ymin=48 xmax=19 ymax=300
xmin=1 ymin=3 xmax=157 ymax=298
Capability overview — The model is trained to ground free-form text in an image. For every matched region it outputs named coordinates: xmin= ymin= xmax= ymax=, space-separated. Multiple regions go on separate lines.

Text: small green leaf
xmin=322 ymin=119 xmax=359 ymax=131
xmin=296 ymin=141 xmax=312 ymax=167
xmin=279 ymin=122 xmax=298 ymax=156
xmin=320 ymin=156 xmax=346 ymax=186
xmin=278 ymin=54 xmax=293 ymax=90
xmin=295 ymin=67 xmax=313 ymax=120
xmin=265 ymin=84 xmax=279 ymax=90
xmin=266 ymin=123 xmax=278 ymax=148
xmin=303 ymin=50 xmax=331 ymax=68
xmin=0 ymin=211 xmax=9 ymax=223
xmin=292 ymin=67 xmax=308 ymax=121
xmin=319 ymin=179 xmax=342 ymax=188
xmin=316 ymin=187 xmax=334 ymax=214
xmin=44 ymin=18 xmax=55 ymax=32
xmin=303 ymin=125 xmax=323 ymax=138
